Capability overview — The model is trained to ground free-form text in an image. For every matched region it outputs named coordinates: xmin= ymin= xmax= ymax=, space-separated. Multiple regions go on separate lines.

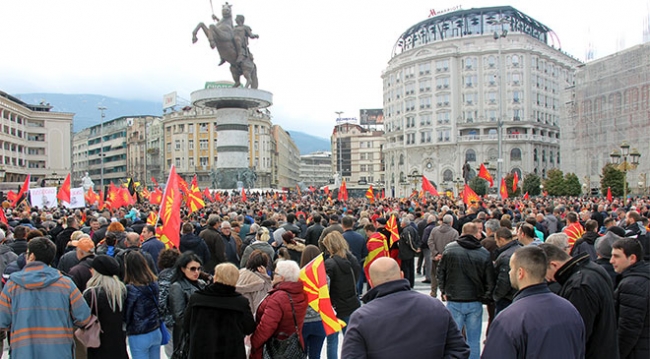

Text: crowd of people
xmin=0 ymin=191 xmax=647 ymax=358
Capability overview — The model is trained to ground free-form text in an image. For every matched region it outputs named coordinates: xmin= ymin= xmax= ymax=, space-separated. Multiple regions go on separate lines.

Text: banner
xmin=29 ymin=187 xmax=57 ymax=208
xmin=63 ymin=187 xmax=86 ymax=208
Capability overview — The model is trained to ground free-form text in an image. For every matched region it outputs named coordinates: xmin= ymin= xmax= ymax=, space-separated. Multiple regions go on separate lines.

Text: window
xmin=437 ymin=112 xmax=450 ymax=124
xmin=419 ymin=79 xmax=431 ymax=92
xmin=487 ymin=55 xmax=496 ymax=68
xmin=200 ymin=140 xmax=208 ymax=149
xmin=463 ymin=93 xmax=477 ymax=105
xmin=419 ymin=97 xmax=432 ymax=109
xmin=465 ymin=149 xmax=476 ymax=162
xmin=188 ymin=140 xmax=194 ymax=150
xmin=200 ymin=157 xmax=209 ymax=167
xmin=464 ymin=57 xmax=474 ymax=69
xmin=175 ymin=158 xmax=181 ymax=167
xmin=512 ymin=73 xmax=521 ymax=85
xmin=437 ymin=130 xmax=451 ymax=142
xmin=510 ymin=148 xmax=522 ymax=161
xmin=188 ymin=124 xmax=194 ymax=133
xmin=436 ymin=94 xmax=450 ymax=106
xmin=436 ymin=77 xmax=450 ymax=89
xmin=175 ymin=140 xmax=180 ymax=150
xmin=513 ymin=109 xmax=522 ymax=121
xmin=420 ymin=114 xmax=432 ymax=126
xmin=360 ymin=164 xmax=367 ymax=172
xmin=360 ymin=153 xmax=366 ymax=160
xmin=189 ymin=157 xmax=195 ymax=167
xmin=488 ymin=91 xmax=497 ymax=104
xmin=464 ymin=75 xmax=477 ymax=87
xmin=405 ymin=99 xmax=416 ymax=112
xmin=436 ymin=59 xmax=449 ymax=72
xmin=399 ymin=154 xmax=404 ymax=165
xmin=443 ymin=169 xmax=453 ymax=181
xmin=406 ymin=116 xmax=416 ymax=128
xmin=418 ymin=63 xmax=431 ymax=75
xmin=513 ymin=90 xmax=521 ymax=103
xmin=511 ymin=55 xmax=520 ymax=67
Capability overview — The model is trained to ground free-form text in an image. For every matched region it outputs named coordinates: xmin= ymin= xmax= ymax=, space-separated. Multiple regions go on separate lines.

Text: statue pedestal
xmin=191 ymin=87 xmax=272 ymax=189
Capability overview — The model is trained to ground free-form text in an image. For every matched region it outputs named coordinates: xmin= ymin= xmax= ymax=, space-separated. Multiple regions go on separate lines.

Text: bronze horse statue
xmin=192 ymin=3 xmax=258 ymax=89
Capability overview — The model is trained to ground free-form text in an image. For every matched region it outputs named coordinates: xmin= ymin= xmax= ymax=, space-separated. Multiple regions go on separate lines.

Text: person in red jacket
xmin=250 ymin=260 xmax=308 ymax=359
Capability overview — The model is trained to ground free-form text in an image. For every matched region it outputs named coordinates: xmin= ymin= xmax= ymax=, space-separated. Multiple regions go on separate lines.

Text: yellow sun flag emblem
xmin=162 ymin=191 xmax=175 ymax=223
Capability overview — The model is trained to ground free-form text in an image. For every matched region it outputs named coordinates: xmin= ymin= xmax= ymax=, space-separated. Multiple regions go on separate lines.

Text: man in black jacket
xmin=304 ymin=214 xmax=324 ymax=247
xmin=54 ymin=217 xmax=79 ymax=265
xmin=200 ymin=214 xmax=226 ymax=274
xmin=180 ymin=223 xmax=211 ymax=265
xmin=610 ymin=238 xmax=650 ymax=359
xmin=8 ymin=225 xmax=29 ymax=256
xmin=571 ymin=219 xmax=599 ymax=261
xmin=492 ymin=228 xmax=522 ymax=314
xmin=540 ymin=243 xmax=619 ymax=359
xmin=437 ymin=222 xmax=495 ymax=359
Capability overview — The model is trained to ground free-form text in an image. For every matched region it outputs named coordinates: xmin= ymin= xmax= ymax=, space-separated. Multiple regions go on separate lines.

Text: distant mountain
xmin=287 ymin=131 xmax=330 ymax=155
xmin=15 ymin=93 xmax=330 ymax=154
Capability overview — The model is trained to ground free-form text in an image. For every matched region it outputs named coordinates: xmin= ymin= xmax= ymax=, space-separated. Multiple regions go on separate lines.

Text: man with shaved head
xmin=342 ymin=257 xmax=469 ymax=359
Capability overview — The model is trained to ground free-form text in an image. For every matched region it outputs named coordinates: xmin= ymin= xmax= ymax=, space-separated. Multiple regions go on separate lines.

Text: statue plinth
xmin=191 ymin=87 xmax=272 ymax=189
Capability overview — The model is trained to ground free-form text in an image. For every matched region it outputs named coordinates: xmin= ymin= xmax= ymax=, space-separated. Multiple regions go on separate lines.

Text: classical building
xmin=0 ymin=91 xmax=73 ymax=189
xmin=73 ymin=115 xmax=160 ymax=190
xmin=382 ymin=6 xmax=581 ymax=197
xmin=272 ymin=125 xmax=301 ymax=189
xmin=300 ymin=151 xmax=333 ymax=187
xmin=562 ymin=43 xmax=650 ymax=194
xmin=330 ymin=122 xmax=385 ymax=191
xmin=162 ymin=106 xmax=289 ymax=189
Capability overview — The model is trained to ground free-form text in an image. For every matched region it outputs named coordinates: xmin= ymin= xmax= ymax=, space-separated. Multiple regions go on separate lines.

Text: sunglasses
xmin=187 ymin=266 xmax=202 ymax=272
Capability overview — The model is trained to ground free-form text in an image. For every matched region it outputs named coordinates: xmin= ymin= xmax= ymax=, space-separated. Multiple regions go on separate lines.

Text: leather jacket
xmin=492 ymin=240 xmax=522 ymax=302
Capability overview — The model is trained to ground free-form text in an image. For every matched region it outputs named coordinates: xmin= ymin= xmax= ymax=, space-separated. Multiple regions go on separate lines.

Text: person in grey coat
xmin=342 ymin=257 xmax=469 ymax=359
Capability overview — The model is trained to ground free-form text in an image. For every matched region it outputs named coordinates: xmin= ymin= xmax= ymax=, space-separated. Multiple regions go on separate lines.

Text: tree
xmin=469 ymin=176 xmax=488 ymax=196
xmin=504 ymin=173 xmax=521 ymax=197
xmin=600 ymin=163 xmax=626 ymax=197
xmin=564 ymin=173 xmax=582 ymax=196
xmin=522 ymin=174 xmax=542 ymax=196
xmin=544 ymin=168 xmax=565 ymax=196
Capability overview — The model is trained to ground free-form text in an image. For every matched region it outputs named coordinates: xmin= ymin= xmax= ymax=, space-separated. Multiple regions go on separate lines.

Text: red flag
xmin=381 ymin=189 xmax=385 ymax=199
xmin=146 ymin=211 xmax=158 ymax=226
xmin=107 ymin=183 xmax=123 ymax=208
xmin=57 ymin=173 xmax=72 ymax=203
xmin=421 ymin=176 xmax=439 ymax=196
xmin=365 ymin=185 xmax=374 ymax=204
xmin=523 ymin=192 xmax=529 ymax=200
xmin=202 ymin=187 xmax=213 ymax=202
xmin=158 ymin=165 xmax=182 ymax=249
xmin=512 ymin=172 xmax=519 ymax=192
xmin=499 ymin=178 xmax=508 ymax=199
xmin=10 ymin=175 xmax=30 ymax=207
xmin=607 ymin=187 xmax=613 ymax=202
xmin=119 ymin=187 xmax=136 ymax=206
xmin=149 ymin=188 xmax=163 ymax=205
xmin=386 ymin=214 xmax=400 ymax=247
xmin=478 ymin=163 xmax=494 ymax=187
xmin=98 ymin=190 xmax=106 ymax=210
xmin=214 ymin=191 xmax=222 ymax=202
xmin=338 ymin=180 xmax=348 ymax=201
xmin=299 ymin=254 xmax=347 ymax=335
xmin=241 ymin=188 xmax=247 ymax=202
xmin=186 ymin=175 xmax=205 ymax=213
xmin=151 ymin=177 xmax=159 ymax=189
xmin=323 ymin=186 xmax=329 ymax=195
xmin=0 ymin=209 xmax=7 ymax=225
xmin=463 ymin=184 xmax=479 ymax=207
xmin=296 ymin=185 xmax=301 ymax=196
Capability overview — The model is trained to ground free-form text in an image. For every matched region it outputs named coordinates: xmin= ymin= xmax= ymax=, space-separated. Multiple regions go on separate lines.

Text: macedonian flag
xmin=363 ymin=231 xmax=390 ymax=281
xmin=299 ymin=254 xmax=346 ymax=335
xmin=186 ymin=175 xmax=205 ymax=214
xmin=386 ymin=214 xmax=400 ymax=247
xmin=158 ymin=165 xmax=182 ymax=248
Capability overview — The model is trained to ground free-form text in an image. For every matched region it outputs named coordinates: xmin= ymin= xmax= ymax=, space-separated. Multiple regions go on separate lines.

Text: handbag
xmin=171 ymin=329 xmax=190 ymax=359
xmin=160 ymin=321 xmax=171 ymax=345
xmin=263 ymin=292 xmax=306 ymax=359
xmin=74 ymin=288 xmax=102 ymax=348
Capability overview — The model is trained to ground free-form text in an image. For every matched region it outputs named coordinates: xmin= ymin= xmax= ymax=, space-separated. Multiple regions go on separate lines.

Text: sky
xmin=1 ymin=0 xmax=648 ymax=138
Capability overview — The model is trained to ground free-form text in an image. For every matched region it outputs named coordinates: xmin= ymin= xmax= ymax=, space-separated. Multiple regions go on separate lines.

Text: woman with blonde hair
xmin=83 ymin=255 xmax=128 ymax=359
xmin=322 ymin=231 xmax=361 ymax=359
xmin=240 ymin=227 xmax=275 ymax=268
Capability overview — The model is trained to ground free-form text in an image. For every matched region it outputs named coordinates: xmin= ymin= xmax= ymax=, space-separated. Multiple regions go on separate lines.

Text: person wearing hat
xmin=58 ymin=233 xmax=95 ymax=274
xmin=68 ymin=237 xmax=96 ymax=293
xmin=84 ymin=255 xmax=129 ymax=359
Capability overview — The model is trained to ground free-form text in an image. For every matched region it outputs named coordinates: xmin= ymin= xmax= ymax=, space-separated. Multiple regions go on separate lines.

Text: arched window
xmin=511 ymin=168 xmax=522 ymax=178
xmin=488 ymin=148 xmax=498 ymax=162
xmin=399 ymin=154 xmax=404 ymax=165
xmin=399 ymin=172 xmax=405 ymax=182
xmin=443 ymin=169 xmax=453 ymax=181
xmin=465 ymin=149 xmax=476 ymax=162
xmin=533 ymin=148 xmax=538 ymax=161
xmin=510 ymin=148 xmax=522 ymax=161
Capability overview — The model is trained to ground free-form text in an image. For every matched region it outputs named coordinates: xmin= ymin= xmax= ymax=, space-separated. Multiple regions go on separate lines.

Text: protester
xmin=140 ymin=224 xmax=165 ymax=268
xmin=300 ymin=244 xmax=327 ymax=359
xmin=492 ymin=227 xmax=522 ymax=314
xmin=282 ymin=230 xmax=306 ymax=264
xmin=342 ymin=257 xmax=469 ymax=358
xmin=123 ymin=251 xmax=162 ymax=359
xmin=482 ymin=246 xmax=585 ymax=358
xmin=156 ymin=248 xmax=181 ymax=358
xmin=428 ymin=214 xmax=459 ymax=297
xmin=199 ymin=214 xmax=226 ymax=274
xmin=236 ymin=249 xmax=273 ymax=314
xmin=168 ymin=252 xmax=206 ymax=352
xmin=179 ymin=222 xmax=211 ymax=265
xmin=184 ymin=262 xmax=256 ymax=359
xmin=68 ymin=236 xmax=96 ymax=292
xmin=84 ymin=255 xmax=129 ymax=359
xmin=240 ymin=227 xmax=275 ymax=268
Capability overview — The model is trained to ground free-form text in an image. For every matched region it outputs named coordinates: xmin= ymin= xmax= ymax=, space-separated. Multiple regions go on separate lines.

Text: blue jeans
xmin=326 ymin=316 xmax=349 ymax=359
xmin=128 ymin=328 xmax=162 ymax=359
xmin=302 ymin=321 xmax=326 ymax=359
xmin=447 ymin=301 xmax=482 ymax=359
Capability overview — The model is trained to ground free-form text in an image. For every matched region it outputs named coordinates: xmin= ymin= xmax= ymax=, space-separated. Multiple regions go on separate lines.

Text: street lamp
xmin=488 ymin=16 xmax=509 ymax=196
xmin=610 ymin=141 xmax=641 ymax=199
xmin=453 ymin=177 xmax=464 ymax=197
xmin=98 ymin=106 xmax=107 ymax=190
xmin=335 ymin=111 xmax=343 ymax=186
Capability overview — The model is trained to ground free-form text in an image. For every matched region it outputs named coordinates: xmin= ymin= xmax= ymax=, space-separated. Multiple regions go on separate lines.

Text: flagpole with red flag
xmin=422 ymin=175 xmax=439 ymax=196
xmin=478 ymin=163 xmax=494 ymax=187
xmin=157 ymin=166 xmax=182 ymax=249
xmin=500 ymin=178 xmax=508 ymax=199
xmin=57 ymin=173 xmax=72 ymax=203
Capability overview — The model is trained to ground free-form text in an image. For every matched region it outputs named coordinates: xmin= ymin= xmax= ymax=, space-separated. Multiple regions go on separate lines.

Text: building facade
xmin=382 ymin=6 xmax=581 ymax=197
xmin=562 ymin=43 xmax=650 ymax=194
xmin=272 ymin=125 xmax=301 ymax=189
xmin=300 ymin=151 xmax=332 ymax=187
xmin=331 ymin=123 xmax=385 ymax=190
xmin=0 ymin=91 xmax=73 ymax=189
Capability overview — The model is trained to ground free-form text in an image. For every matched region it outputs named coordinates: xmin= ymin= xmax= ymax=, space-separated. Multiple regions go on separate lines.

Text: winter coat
xmin=325 ymin=252 xmax=361 ymax=318
xmin=83 ymin=287 xmax=129 ymax=359
xmin=2 ymin=253 xmax=26 ymax=283
xmin=250 ymin=281 xmax=308 ymax=359
xmin=57 ymin=250 xmax=80 ymax=274
xmin=169 ymin=277 xmax=205 ymax=348
xmin=428 ymin=223 xmax=458 ymax=258
xmin=545 ymin=213 xmax=560 ymax=234
xmin=614 ymin=261 xmax=650 ymax=359
xmin=236 ymin=268 xmax=273 ymax=314
xmin=68 ymin=255 xmax=95 ymax=293
xmin=8 ymin=239 xmax=28 ymax=257
xmin=398 ymin=225 xmax=419 ymax=260
xmin=106 ymin=230 xmax=127 ymax=249
xmin=184 ymin=282 xmax=256 ymax=359
xmin=437 ymin=234 xmax=495 ymax=302
xmin=343 ymin=229 xmax=368 ymax=265
xmin=421 ymin=221 xmax=436 ymax=250
xmin=199 ymin=227 xmax=226 ymax=273
xmin=91 ymin=225 xmax=108 ymax=245
xmin=286 ymin=241 xmax=306 ymax=264
xmin=55 ymin=227 xmax=77 ymax=262
xmin=554 ymin=254 xmax=619 ymax=359
xmin=116 ymin=247 xmax=158 ymax=279
xmin=342 ymin=279 xmax=469 ymax=359
xmin=240 ymin=241 xmax=275 ymax=268
xmin=482 ymin=283 xmax=585 ymax=359
xmin=124 ymin=282 xmax=160 ymax=336
xmin=95 ymin=244 xmax=124 ymax=258
xmin=157 ymin=268 xmax=175 ymax=327
xmin=179 ymin=232 xmax=211 ymax=265
xmin=571 ymin=231 xmax=599 ymax=261
xmin=0 ymin=262 xmax=92 ymax=359
xmin=0 ymin=244 xmax=17 ymax=288
xmin=304 ymin=223 xmax=324 ymax=247
xmin=596 ymin=257 xmax=618 ymax=285
xmin=492 ymin=240 xmax=522 ymax=302
xmin=141 ymin=236 xmax=165 ymax=268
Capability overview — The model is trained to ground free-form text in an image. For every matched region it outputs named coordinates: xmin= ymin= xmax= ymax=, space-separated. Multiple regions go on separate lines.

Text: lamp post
xmin=610 ymin=141 xmax=641 ymax=199
xmin=98 ymin=106 xmax=107 ymax=190
xmin=488 ymin=17 xmax=509 ymax=198
xmin=407 ymin=171 xmax=421 ymax=192
xmin=453 ymin=177 xmax=464 ymax=197
xmin=335 ymin=111 xmax=343 ymax=186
